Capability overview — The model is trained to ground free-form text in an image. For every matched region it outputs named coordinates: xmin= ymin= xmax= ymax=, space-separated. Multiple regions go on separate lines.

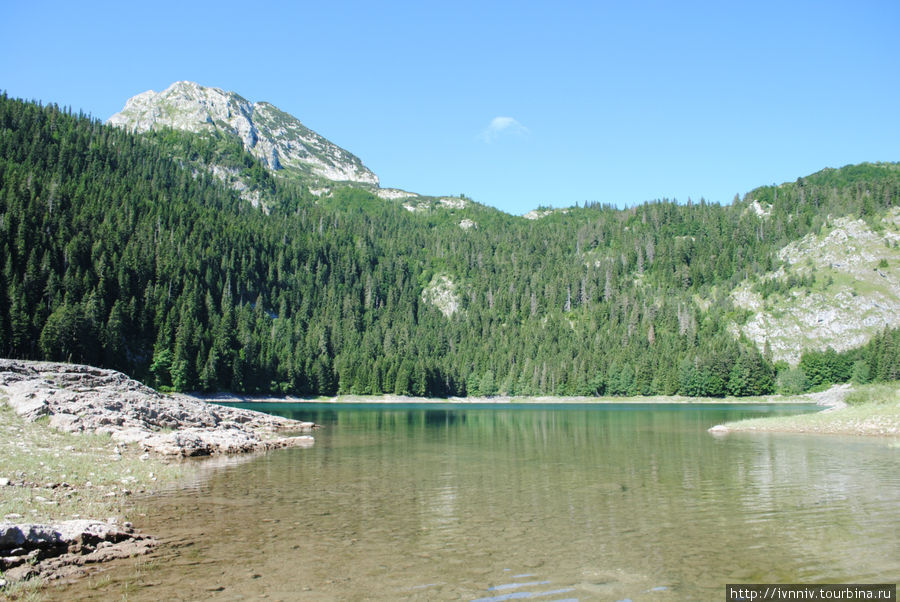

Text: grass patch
xmin=721 ymin=383 xmax=900 ymax=437
xmin=844 ymin=382 xmax=900 ymax=406
xmin=0 ymin=576 xmax=45 ymax=601
xmin=0 ymin=396 xmax=185 ymax=524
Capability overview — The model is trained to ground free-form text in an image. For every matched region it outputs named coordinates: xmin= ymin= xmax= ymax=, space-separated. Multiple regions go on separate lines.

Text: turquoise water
xmin=55 ymin=403 xmax=899 ymax=600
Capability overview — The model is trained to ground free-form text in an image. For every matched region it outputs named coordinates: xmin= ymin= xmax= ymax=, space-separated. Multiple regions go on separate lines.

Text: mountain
xmin=108 ymin=81 xmax=379 ymax=187
xmin=1 ymin=92 xmax=899 ymax=397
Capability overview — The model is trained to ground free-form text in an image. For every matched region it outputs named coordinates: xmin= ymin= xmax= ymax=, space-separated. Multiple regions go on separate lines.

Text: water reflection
xmin=53 ymin=404 xmax=899 ymax=601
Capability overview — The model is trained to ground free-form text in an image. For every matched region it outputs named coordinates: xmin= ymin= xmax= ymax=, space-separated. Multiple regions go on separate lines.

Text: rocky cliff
xmin=108 ymin=81 xmax=378 ymax=186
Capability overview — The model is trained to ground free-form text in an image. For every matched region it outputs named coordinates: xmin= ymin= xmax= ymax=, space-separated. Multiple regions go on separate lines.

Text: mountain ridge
xmin=108 ymin=81 xmax=379 ymax=187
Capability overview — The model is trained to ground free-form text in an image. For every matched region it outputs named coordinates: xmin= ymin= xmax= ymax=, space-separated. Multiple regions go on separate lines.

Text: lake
xmin=55 ymin=403 xmax=899 ymax=600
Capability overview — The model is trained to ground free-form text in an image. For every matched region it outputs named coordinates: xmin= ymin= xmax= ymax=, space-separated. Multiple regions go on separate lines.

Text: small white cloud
xmin=479 ymin=116 xmax=529 ymax=143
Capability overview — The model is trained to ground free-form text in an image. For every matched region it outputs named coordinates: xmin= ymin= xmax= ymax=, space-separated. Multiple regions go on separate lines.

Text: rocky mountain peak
xmin=107 ymin=81 xmax=378 ymax=186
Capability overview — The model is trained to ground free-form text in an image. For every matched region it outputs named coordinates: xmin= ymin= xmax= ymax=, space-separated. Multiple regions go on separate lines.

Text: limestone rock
xmin=0 ymin=519 xmax=155 ymax=583
xmin=375 ymin=188 xmax=419 ymax=200
xmin=421 ymin=273 xmax=461 ymax=318
xmin=108 ymin=81 xmax=379 ymax=186
xmin=0 ymin=359 xmax=316 ymax=457
xmin=730 ymin=210 xmax=900 ymax=364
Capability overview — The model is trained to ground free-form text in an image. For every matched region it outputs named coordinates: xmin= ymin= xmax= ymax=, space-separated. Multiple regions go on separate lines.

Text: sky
xmin=3 ymin=0 xmax=899 ymax=215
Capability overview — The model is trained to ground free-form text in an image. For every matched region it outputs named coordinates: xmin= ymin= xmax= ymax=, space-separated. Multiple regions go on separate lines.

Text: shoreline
xmin=3 ymin=358 xmax=896 ymax=594
xmin=195 ymin=392 xmax=827 ymax=406
xmin=0 ymin=359 xmax=318 ymax=593
xmin=708 ymin=383 xmax=900 ymax=438
xmin=203 ymin=384 xmax=900 ymax=439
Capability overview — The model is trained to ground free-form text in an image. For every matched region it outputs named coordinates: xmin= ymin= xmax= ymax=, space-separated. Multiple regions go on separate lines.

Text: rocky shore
xmin=0 ymin=358 xmax=318 ymax=593
xmin=0 ymin=520 xmax=154 ymax=586
xmin=0 ymin=358 xmax=316 ymax=456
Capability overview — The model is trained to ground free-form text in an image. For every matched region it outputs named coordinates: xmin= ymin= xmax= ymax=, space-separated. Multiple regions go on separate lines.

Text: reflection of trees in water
xmin=73 ymin=405 xmax=898 ymax=600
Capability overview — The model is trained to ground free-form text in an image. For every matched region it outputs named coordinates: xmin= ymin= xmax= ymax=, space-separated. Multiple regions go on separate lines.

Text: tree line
xmin=0 ymin=93 xmax=898 ymax=397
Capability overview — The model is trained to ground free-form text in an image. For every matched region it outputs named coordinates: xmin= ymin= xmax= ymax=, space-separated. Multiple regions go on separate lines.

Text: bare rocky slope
xmin=108 ymin=81 xmax=379 ymax=186
xmin=731 ymin=209 xmax=900 ymax=364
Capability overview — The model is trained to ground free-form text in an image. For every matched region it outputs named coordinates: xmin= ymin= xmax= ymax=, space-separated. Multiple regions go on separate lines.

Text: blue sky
xmin=3 ymin=0 xmax=898 ymax=214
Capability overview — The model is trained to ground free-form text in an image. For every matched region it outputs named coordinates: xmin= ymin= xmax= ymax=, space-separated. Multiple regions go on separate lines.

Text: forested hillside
xmin=1 ymin=94 xmax=898 ymax=397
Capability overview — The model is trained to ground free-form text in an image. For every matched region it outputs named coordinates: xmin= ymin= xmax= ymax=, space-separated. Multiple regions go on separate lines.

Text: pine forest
xmin=1 ymin=94 xmax=898 ymax=398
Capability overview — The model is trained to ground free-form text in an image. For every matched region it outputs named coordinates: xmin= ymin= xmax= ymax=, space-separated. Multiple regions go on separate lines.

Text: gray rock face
xmin=730 ymin=210 xmax=900 ymax=364
xmin=0 ymin=359 xmax=315 ymax=457
xmin=108 ymin=81 xmax=379 ymax=185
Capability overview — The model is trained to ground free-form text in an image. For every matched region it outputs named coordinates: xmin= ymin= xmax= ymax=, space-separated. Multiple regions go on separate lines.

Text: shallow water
xmin=55 ymin=403 xmax=899 ymax=600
